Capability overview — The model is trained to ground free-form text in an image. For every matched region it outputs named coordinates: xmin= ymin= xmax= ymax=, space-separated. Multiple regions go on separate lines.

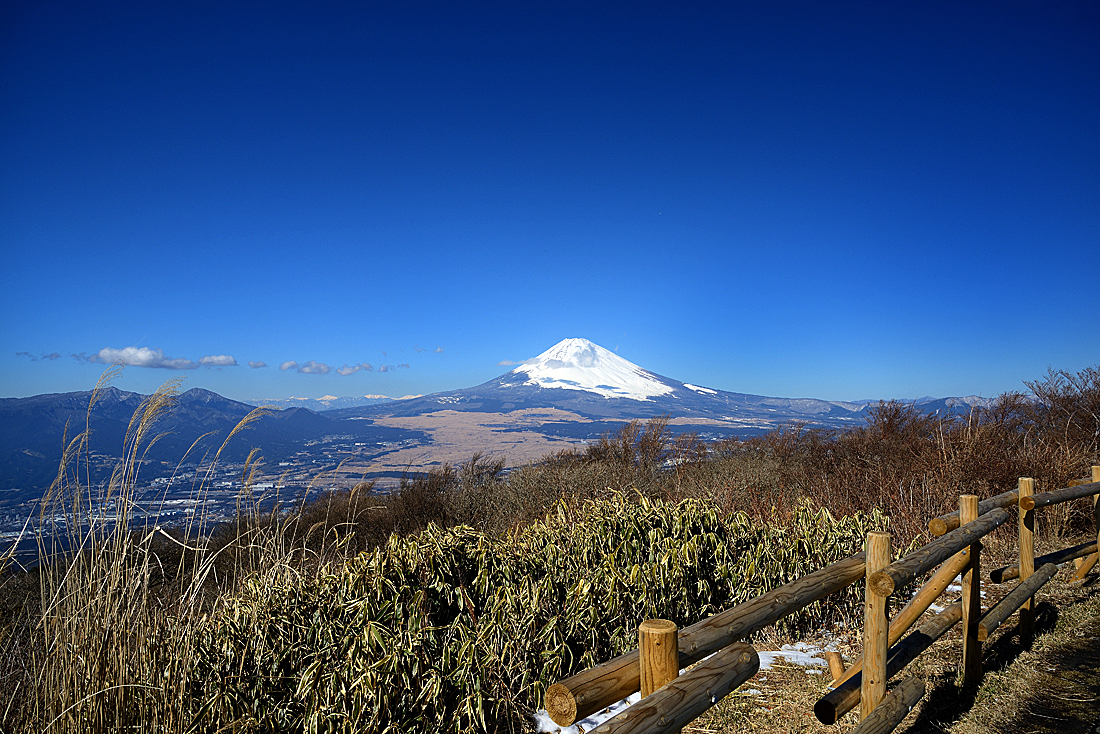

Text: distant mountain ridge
xmin=0 ymin=339 xmax=998 ymax=503
xmin=327 ymin=338 xmax=954 ymax=425
xmin=0 ymin=387 xmax=422 ymax=503
xmin=250 ymin=395 xmax=395 ymax=412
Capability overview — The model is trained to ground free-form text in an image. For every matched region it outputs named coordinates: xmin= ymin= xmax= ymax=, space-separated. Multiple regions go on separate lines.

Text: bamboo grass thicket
xmin=184 ymin=497 xmax=882 ymax=732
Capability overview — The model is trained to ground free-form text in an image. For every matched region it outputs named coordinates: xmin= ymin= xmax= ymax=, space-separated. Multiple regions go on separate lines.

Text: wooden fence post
xmin=960 ymin=494 xmax=982 ymax=685
xmin=1018 ymin=478 xmax=1035 ymax=637
xmin=1077 ymin=466 xmax=1100 ymax=579
xmin=825 ymin=650 xmax=846 ymax=682
xmin=639 ymin=619 xmax=679 ymax=698
xmin=861 ymin=531 xmax=892 ymax=720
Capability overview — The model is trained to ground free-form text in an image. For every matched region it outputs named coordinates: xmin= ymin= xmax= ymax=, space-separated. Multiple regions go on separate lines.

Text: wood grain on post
xmin=593 ymin=643 xmax=758 ymax=734
xmin=848 ymin=676 xmax=925 ymax=734
xmin=834 ymin=549 xmax=969 ymax=688
xmin=1018 ymin=477 xmax=1036 ymax=637
xmin=960 ymin=495 xmax=982 ymax=686
xmin=1018 ymin=480 xmax=1100 ymax=511
xmin=928 ymin=488 xmax=1019 ymax=536
xmin=825 ymin=650 xmax=846 ymax=682
xmin=977 ymin=563 xmax=1058 ymax=641
xmin=989 ymin=540 xmax=1096 ymax=583
xmin=868 ymin=508 xmax=1010 ymax=597
xmin=861 ymin=531 xmax=892 ymax=721
xmin=815 ymin=602 xmax=960 ymax=724
xmin=545 ymin=551 xmax=867 ymax=725
xmin=639 ymin=619 xmax=679 ymax=698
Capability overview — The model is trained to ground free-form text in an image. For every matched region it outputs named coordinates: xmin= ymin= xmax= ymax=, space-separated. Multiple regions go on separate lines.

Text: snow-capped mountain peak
xmin=510 ymin=338 xmax=674 ymax=401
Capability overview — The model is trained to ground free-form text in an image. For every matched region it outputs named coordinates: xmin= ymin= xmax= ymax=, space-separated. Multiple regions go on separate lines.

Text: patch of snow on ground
xmin=757 ymin=642 xmax=829 ymax=671
xmin=683 ymin=383 xmax=717 ymax=395
xmin=534 ymin=692 xmax=641 ymax=734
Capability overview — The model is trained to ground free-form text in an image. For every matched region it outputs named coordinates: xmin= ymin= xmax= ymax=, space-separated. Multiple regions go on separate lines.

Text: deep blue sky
xmin=3 ymin=1 xmax=1097 ymax=403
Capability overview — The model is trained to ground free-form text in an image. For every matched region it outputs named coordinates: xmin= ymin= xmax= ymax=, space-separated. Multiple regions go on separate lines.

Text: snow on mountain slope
xmin=510 ymin=338 xmax=675 ymax=401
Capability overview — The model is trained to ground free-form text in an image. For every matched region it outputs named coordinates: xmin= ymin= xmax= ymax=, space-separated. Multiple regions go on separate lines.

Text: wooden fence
xmin=544 ymin=466 xmax=1100 ymax=733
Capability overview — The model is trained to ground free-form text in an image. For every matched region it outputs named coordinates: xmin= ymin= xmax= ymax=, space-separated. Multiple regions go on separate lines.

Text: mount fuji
xmin=327 ymin=338 xmax=871 ymax=430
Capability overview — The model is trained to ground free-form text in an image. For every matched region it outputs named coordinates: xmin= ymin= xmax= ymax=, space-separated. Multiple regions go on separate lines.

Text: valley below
xmin=343 ymin=408 xmax=759 ymax=480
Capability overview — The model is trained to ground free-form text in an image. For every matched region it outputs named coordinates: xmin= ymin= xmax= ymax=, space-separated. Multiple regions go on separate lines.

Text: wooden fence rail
xmin=927 ymin=488 xmax=1019 ymax=537
xmin=544 ymin=552 xmax=867 ymax=725
xmin=868 ymin=507 xmax=1010 ymax=597
xmin=815 ymin=602 xmax=961 ymax=724
xmin=990 ymin=540 xmax=1096 ymax=583
xmin=545 ymin=466 xmax=1100 ymax=733
xmin=977 ymin=562 xmax=1058 ymax=641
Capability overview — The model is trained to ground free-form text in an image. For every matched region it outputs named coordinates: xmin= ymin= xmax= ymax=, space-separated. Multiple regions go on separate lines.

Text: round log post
xmin=592 ymin=644 xmax=759 ymax=734
xmin=1095 ymin=465 xmax=1100 ymax=550
xmin=960 ymin=494 xmax=982 ymax=686
xmin=978 ymin=563 xmax=1058 ymax=641
xmin=834 ymin=548 xmax=969 ymax=689
xmin=825 ymin=650 xmax=846 ymax=682
xmin=639 ymin=619 xmax=679 ymax=698
xmin=849 ymin=676 xmax=925 ymax=734
xmin=545 ymin=551 xmax=867 ymax=726
xmin=1018 ymin=478 xmax=1035 ymax=637
xmin=815 ymin=602 xmax=960 ymax=724
xmin=1075 ymin=466 xmax=1100 ymax=580
xmin=1075 ymin=550 xmax=1099 ymax=579
xmin=861 ymin=531 xmax=892 ymax=721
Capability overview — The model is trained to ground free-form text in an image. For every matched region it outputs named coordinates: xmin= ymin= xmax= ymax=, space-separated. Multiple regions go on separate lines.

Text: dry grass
xmin=0 ymin=371 xmax=313 ymax=733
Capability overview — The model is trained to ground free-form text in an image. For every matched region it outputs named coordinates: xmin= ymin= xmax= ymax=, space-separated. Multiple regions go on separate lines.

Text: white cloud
xmin=435 ymin=346 xmax=444 ymax=353
xmin=91 ymin=347 xmax=198 ymax=370
xmin=297 ymin=360 xmax=331 ymax=375
xmin=337 ymin=362 xmax=373 ymax=376
xmin=497 ymin=360 xmax=521 ymax=366
xmin=280 ymin=361 xmax=298 ymax=371
xmin=249 ymin=361 xmax=267 ymax=369
xmin=199 ymin=355 xmax=237 ymax=367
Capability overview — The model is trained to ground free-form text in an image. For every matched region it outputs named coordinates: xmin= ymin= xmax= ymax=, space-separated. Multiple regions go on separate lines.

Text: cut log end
xmin=1019 ymin=497 xmax=1036 ymax=511
xmin=868 ymin=571 xmax=896 ymax=597
xmin=545 ymin=684 xmax=577 ymax=727
xmin=928 ymin=518 xmax=948 ymax=536
xmin=989 ymin=566 xmax=1019 ymax=584
xmin=814 ymin=698 xmax=841 ymax=725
